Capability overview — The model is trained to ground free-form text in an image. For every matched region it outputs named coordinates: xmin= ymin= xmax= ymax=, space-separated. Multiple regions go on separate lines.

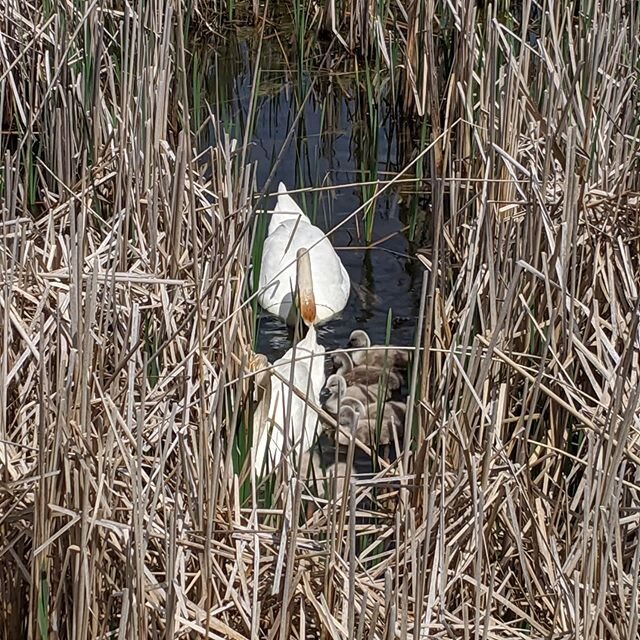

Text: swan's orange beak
xmin=296 ymin=248 xmax=316 ymax=326
xmin=299 ymin=288 xmax=316 ymax=326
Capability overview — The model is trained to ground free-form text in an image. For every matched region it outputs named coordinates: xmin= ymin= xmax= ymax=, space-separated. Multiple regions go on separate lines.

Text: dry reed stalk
xmin=1 ymin=1 xmax=257 ymax=637
xmin=2 ymin=0 xmax=640 ymax=639
xmin=404 ymin=1 xmax=640 ymax=638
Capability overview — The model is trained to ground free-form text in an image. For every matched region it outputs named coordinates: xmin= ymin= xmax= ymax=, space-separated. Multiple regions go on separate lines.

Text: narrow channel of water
xmin=203 ymin=35 xmax=426 ymax=362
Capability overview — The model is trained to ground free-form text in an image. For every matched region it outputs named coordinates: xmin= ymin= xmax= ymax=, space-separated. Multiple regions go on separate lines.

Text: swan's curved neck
xmin=268 ymin=185 xmax=310 ymax=234
xmin=296 ymin=248 xmax=316 ymax=326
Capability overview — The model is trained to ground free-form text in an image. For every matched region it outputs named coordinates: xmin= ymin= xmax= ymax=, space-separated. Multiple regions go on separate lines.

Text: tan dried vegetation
xmin=1 ymin=0 xmax=639 ymax=638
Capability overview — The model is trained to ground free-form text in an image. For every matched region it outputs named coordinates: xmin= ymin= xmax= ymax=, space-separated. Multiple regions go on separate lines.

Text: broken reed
xmin=1 ymin=1 xmax=640 ymax=640
xmin=401 ymin=0 xmax=640 ymax=637
xmin=0 ymin=1 xmax=257 ymax=637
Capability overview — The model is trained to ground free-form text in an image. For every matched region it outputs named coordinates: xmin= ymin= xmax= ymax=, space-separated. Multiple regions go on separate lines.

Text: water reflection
xmin=201 ymin=35 xmax=426 ymax=361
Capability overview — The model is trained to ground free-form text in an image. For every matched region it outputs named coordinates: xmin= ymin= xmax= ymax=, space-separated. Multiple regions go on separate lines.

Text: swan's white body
xmin=253 ymin=325 xmax=326 ymax=474
xmin=258 ymin=183 xmax=350 ymax=324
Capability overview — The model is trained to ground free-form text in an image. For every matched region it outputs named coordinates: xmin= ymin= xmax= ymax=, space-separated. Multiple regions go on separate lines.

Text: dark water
xmin=204 ymin=37 xmax=426 ymax=362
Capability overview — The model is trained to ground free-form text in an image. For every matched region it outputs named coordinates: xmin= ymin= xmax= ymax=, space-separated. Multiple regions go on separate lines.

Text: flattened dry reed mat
xmin=1 ymin=0 xmax=639 ymax=638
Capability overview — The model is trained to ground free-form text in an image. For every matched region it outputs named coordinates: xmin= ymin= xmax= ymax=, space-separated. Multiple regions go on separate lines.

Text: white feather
xmin=258 ymin=182 xmax=350 ymax=324
xmin=253 ymin=325 xmax=326 ymax=474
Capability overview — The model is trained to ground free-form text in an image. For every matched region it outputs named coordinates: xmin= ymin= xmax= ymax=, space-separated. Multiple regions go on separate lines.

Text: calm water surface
xmin=205 ymin=37 xmax=426 ymax=362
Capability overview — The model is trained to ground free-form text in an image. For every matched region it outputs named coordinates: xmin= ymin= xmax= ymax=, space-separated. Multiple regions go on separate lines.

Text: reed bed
xmin=1 ymin=0 xmax=639 ymax=639
xmin=0 ymin=1 xmax=256 ymax=637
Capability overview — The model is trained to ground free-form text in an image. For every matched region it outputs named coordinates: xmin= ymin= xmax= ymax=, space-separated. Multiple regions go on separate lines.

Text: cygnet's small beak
xmin=319 ymin=387 xmax=330 ymax=404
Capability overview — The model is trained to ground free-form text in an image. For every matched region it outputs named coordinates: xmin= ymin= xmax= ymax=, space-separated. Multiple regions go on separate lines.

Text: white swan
xmin=253 ymin=249 xmax=326 ymax=475
xmin=258 ymin=182 xmax=350 ymax=324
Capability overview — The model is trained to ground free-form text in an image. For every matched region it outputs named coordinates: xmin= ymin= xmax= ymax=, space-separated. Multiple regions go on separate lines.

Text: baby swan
xmin=337 ymin=403 xmax=404 ymax=450
xmin=321 ymin=373 xmax=378 ymax=415
xmin=332 ymin=351 xmax=402 ymax=391
xmin=348 ymin=329 xmax=410 ymax=370
xmin=348 ymin=397 xmax=407 ymax=426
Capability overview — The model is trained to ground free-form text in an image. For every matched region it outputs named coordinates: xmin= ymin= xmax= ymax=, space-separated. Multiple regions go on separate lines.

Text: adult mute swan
xmin=258 ymin=182 xmax=350 ymax=324
xmin=253 ymin=249 xmax=326 ymax=475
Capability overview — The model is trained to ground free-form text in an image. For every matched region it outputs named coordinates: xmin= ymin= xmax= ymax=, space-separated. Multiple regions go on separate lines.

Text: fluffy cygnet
xmin=331 ymin=351 xmax=402 ymax=391
xmin=337 ymin=403 xmax=404 ymax=449
xmin=320 ymin=373 xmax=378 ymax=415
xmin=348 ymin=329 xmax=410 ymax=370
